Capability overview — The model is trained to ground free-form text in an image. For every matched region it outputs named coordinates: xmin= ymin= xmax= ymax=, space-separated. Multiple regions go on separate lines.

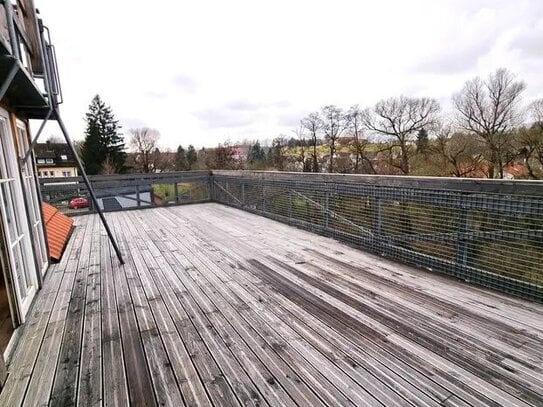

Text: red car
xmin=68 ymin=197 xmax=89 ymax=209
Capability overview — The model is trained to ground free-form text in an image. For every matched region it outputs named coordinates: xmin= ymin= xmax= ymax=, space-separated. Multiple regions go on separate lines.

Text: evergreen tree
xmin=81 ymin=95 xmax=126 ymax=174
xmin=187 ymin=145 xmax=197 ymax=170
xmin=247 ymin=141 xmax=266 ymax=165
xmin=175 ymin=145 xmax=187 ymax=170
xmin=416 ymin=128 xmax=429 ymax=155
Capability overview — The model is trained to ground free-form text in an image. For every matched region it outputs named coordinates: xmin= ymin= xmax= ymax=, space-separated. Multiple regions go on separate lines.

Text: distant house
xmin=232 ymin=146 xmax=249 ymax=162
xmin=503 ymin=163 xmax=528 ymax=180
xmin=459 ymin=162 xmax=529 ymax=179
xmin=35 ymin=142 xmax=78 ymax=179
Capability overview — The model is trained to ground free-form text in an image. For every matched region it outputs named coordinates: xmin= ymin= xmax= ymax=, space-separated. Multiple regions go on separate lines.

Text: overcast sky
xmin=33 ymin=0 xmax=543 ymax=150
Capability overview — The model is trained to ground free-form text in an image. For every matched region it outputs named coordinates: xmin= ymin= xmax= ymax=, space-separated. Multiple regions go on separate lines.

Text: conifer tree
xmin=175 ymin=145 xmax=187 ymax=170
xmin=81 ymin=95 xmax=126 ymax=174
xmin=186 ymin=145 xmax=197 ymax=170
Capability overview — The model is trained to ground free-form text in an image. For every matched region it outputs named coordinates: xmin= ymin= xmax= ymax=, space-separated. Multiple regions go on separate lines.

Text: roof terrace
xmin=1 ymin=171 xmax=542 ymax=406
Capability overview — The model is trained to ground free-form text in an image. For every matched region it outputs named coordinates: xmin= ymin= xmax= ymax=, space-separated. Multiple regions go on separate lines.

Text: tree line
xmin=79 ymin=68 xmax=543 ymax=179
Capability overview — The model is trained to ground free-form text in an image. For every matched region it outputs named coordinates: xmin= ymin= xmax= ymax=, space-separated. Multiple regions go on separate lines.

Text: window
xmin=37 ymin=159 xmax=45 ymax=164
xmin=49 ymin=171 xmax=55 ymax=177
xmin=62 ymin=171 xmax=71 ymax=177
xmin=38 ymin=171 xmax=42 ymax=177
xmin=60 ymin=155 xmax=67 ymax=161
xmin=45 ymin=159 xmax=54 ymax=164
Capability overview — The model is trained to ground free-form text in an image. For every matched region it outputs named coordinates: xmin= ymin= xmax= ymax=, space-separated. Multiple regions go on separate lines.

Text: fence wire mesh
xmin=39 ymin=172 xmax=211 ymax=215
xmin=38 ymin=171 xmax=542 ymax=301
xmin=212 ymin=173 xmax=543 ymax=302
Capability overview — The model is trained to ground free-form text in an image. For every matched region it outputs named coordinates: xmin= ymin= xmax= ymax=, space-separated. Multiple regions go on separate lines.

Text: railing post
xmin=241 ymin=182 xmax=245 ymax=207
xmin=288 ymin=189 xmax=293 ymax=220
xmin=174 ymin=182 xmax=179 ymax=204
xmin=262 ymin=184 xmax=266 ymax=212
xmin=324 ymin=190 xmax=330 ymax=231
xmin=455 ymin=207 xmax=469 ymax=269
xmin=209 ymin=175 xmax=215 ymax=201
xmin=373 ymin=196 xmax=383 ymax=247
xmin=135 ymin=184 xmax=141 ymax=207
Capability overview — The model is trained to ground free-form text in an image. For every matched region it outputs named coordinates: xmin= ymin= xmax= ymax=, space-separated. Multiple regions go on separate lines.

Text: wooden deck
xmin=1 ymin=203 xmax=542 ymax=406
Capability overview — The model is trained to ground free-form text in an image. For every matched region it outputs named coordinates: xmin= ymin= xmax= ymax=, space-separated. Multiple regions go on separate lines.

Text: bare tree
xmin=293 ymin=123 xmax=308 ymax=171
xmin=516 ymin=126 xmax=543 ymax=179
xmin=101 ymin=155 xmax=116 ymax=175
xmin=363 ymin=96 xmax=440 ymax=174
xmin=453 ymin=68 xmax=526 ymax=178
xmin=129 ymin=128 xmax=160 ymax=173
xmin=206 ymin=141 xmax=238 ymax=170
xmin=516 ymin=100 xmax=543 ymax=178
xmin=431 ymin=126 xmax=485 ymax=177
xmin=151 ymin=148 xmax=175 ymax=172
xmin=301 ymin=112 xmax=323 ymax=172
xmin=529 ymin=99 xmax=543 ymax=125
xmin=345 ymin=105 xmax=376 ymax=173
xmin=322 ymin=105 xmax=346 ymax=172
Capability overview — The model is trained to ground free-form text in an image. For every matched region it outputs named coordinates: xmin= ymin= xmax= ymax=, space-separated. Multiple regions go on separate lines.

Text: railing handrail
xmin=39 ymin=170 xmax=543 ymax=197
xmin=38 ymin=170 xmax=212 ymax=185
xmin=213 ymin=170 xmax=543 ymax=196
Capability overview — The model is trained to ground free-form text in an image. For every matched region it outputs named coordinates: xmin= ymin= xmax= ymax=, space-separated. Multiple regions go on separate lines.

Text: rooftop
xmin=1 ymin=203 xmax=541 ymax=406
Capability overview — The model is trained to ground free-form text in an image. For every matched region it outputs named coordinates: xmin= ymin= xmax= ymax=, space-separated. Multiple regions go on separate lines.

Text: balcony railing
xmin=39 ymin=171 xmax=543 ymax=302
xmin=0 ymin=0 xmax=61 ymax=118
xmin=39 ymin=171 xmax=213 ymax=214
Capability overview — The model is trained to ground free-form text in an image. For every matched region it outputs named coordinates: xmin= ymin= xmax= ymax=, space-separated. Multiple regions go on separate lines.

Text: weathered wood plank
xmin=148 ymin=213 xmax=391 ymax=407
xmin=117 ymin=211 xmax=207 ymax=406
xmin=76 ymin=216 xmax=105 ymax=406
xmin=137 ymin=212 xmax=352 ymax=407
xmin=100 ymin=218 xmax=129 ymax=407
xmin=23 ymin=215 xmax=95 ymax=406
xmin=162 ymin=208 xmax=467 ymax=406
xmin=153 ymin=213 xmax=447 ymax=407
xmin=108 ymin=215 xmax=156 ymax=407
xmin=49 ymin=210 xmax=100 ymax=406
xmin=173 ymin=204 xmax=540 ymax=407
xmin=2 ymin=204 xmax=542 ymax=407
xmin=120 ymin=213 xmax=241 ymax=407
xmin=122 ymin=214 xmax=268 ymax=407
xmin=111 ymin=211 xmax=185 ymax=407
xmin=0 ymin=216 xmax=89 ymax=407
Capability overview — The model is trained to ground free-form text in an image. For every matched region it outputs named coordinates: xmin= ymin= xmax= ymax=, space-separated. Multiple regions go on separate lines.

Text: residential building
xmin=0 ymin=0 xmax=56 ymax=383
xmin=35 ymin=141 xmax=78 ymax=178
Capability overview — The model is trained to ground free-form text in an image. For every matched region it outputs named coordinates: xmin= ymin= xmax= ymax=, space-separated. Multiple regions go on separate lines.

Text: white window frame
xmin=0 ymin=108 xmax=39 ymax=322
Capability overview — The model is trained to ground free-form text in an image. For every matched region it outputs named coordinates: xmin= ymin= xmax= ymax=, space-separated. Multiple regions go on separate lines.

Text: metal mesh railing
xmin=211 ymin=171 xmax=543 ymax=302
xmin=39 ymin=171 xmax=212 ymax=215
xmin=38 ymin=170 xmax=543 ymax=301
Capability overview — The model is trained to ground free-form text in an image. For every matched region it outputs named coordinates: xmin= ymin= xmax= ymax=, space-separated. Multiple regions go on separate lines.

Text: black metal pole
xmin=54 ymin=108 xmax=124 ymax=264
xmin=0 ymin=62 xmax=18 ymax=101
xmin=22 ymin=108 xmax=53 ymax=163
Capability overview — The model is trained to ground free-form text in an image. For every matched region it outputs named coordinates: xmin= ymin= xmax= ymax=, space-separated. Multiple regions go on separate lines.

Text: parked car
xmin=68 ymin=197 xmax=89 ymax=209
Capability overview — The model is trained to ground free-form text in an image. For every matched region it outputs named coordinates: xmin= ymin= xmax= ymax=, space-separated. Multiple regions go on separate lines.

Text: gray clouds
xmin=33 ymin=0 xmax=543 ymax=149
xmin=193 ymin=99 xmax=293 ymax=129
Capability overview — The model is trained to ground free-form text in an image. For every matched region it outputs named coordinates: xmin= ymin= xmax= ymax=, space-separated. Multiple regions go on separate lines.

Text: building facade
xmin=35 ymin=141 xmax=78 ymax=178
xmin=0 ymin=0 xmax=56 ymax=383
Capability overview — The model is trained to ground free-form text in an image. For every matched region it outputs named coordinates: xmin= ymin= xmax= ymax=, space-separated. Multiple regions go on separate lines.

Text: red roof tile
xmin=42 ymin=203 xmax=74 ymax=261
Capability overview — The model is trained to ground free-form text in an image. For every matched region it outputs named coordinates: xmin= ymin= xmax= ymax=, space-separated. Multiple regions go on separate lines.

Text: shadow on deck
xmin=1 ymin=203 xmax=542 ymax=406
